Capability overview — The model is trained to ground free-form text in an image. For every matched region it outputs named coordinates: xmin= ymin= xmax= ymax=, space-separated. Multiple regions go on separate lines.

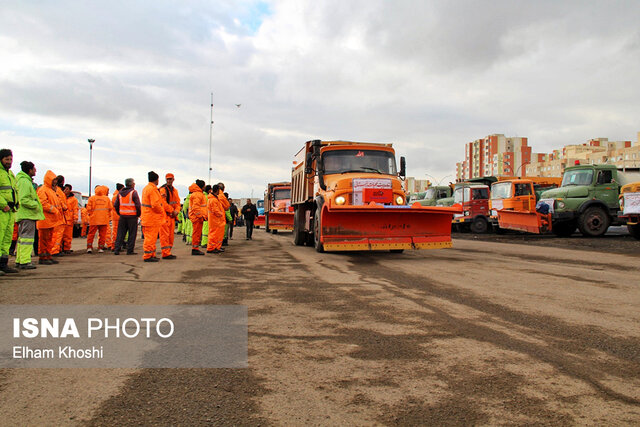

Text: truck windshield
xmin=453 ymin=188 xmax=470 ymax=203
xmin=491 ymin=182 xmax=512 ymax=200
xmin=274 ymin=189 xmax=291 ymax=200
xmin=424 ymin=189 xmax=436 ymax=199
xmin=322 ymin=150 xmax=397 ymax=175
xmin=257 ymin=200 xmax=264 ymax=209
xmin=562 ymin=169 xmax=593 ymax=186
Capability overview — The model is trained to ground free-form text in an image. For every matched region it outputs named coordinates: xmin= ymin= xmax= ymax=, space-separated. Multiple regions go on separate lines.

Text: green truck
xmin=414 ymin=186 xmax=452 ymax=207
xmin=538 ymin=164 xmax=640 ymax=237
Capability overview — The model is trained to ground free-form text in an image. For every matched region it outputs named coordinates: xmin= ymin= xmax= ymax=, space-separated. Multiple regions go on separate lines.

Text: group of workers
xmin=0 ymin=149 xmax=80 ymax=273
xmin=0 ymin=146 xmax=261 ymax=273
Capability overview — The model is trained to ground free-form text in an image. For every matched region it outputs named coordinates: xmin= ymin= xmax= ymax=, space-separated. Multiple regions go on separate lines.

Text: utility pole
xmin=88 ymin=139 xmax=95 ymax=196
xmin=209 ymin=93 xmax=213 ymax=185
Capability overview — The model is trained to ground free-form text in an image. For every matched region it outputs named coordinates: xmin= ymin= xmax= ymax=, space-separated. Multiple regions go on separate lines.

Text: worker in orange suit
xmin=62 ymin=184 xmax=78 ymax=253
xmin=158 ymin=173 xmax=180 ymax=259
xmin=217 ymin=182 xmax=231 ymax=246
xmin=36 ymin=170 xmax=63 ymax=265
xmin=51 ymin=175 xmax=68 ymax=256
xmin=106 ymin=183 xmax=122 ymax=250
xmin=86 ymin=185 xmax=113 ymax=253
xmin=188 ymin=179 xmax=206 ymax=256
xmin=140 ymin=171 xmax=165 ymax=262
xmin=80 ymin=207 xmax=89 ymax=237
xmin=206 ymin=184 xmax=226 ymax=254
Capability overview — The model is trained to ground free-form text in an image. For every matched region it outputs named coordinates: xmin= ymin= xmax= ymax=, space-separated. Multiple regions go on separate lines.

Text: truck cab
xmin=264 ymin=182 xmax=293 ymax=233
xmin=417 ymin=186 xmax=452 ymax=207
xmin=451 ymin=184 xmax=491 ymax=233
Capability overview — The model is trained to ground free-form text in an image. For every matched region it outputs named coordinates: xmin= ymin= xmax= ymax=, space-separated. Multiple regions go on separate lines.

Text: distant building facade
xmin=526 ymin=134 xmax=640 ymax=177
xmin=405 ymin=177 xmax=431 ymax=193
xmin=455 ymin=134 xmax=531 ymax=181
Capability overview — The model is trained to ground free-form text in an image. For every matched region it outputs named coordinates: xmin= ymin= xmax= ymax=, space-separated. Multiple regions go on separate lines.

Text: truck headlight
xmin=557 ymin=201 xmax=565 ymax=209
xmin=396 ymin=196 xmax=404 ymax=205
xmin=335 ymin=196 xmax=346 ymax=205
xmin=464 ymin=211 xmax=470 ymax=216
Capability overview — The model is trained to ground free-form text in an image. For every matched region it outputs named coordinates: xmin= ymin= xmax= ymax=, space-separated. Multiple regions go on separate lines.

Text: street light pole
xmin=209 ymin=92 xmax=213 ymax=185
xmin=88 ymin=139 xmax=95 ymax=196
xmin=515 ymin=161 xmax=530 ymax=177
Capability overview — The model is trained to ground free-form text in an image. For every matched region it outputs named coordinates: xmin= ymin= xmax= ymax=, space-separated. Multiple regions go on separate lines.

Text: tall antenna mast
xmin=209 ymin=92 xmax=213 ymax=185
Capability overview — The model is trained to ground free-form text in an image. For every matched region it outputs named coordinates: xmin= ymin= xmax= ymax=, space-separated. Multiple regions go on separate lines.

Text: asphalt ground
xmin=0 ymin=228 xmax=638 ymax=425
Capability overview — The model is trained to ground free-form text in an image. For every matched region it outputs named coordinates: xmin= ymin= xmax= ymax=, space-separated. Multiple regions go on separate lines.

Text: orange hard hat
xmin=166 ymin=173 xmax=175 ymax=179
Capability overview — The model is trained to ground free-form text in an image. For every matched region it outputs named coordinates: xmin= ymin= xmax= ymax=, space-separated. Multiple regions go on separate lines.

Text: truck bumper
xmin=551 ymin=211 xmax=576 ymax=222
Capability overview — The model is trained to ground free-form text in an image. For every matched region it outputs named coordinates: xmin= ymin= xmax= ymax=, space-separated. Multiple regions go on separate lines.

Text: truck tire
xmin=265 ymin=213 xmax=270 ymax=233
xmin=293 ymin=208 xmax=306 ymax=246
xmin=552 ymin=220 xmax=576 ymax=237
xmin=272 ymin=229 xmax=278 ymax=234
xmin=470 ymin=217 xmax=488 ymax=234
xmin=628 ymin=223 xmax=640 ymax=240
xmin=313 ymin=205 xmax=324 ymax=253
xmin=577 ymin=206 xmax=610 ymax=237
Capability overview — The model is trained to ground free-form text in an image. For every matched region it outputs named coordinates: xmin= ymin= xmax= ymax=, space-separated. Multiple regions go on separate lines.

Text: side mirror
xmin=305 ymin=152 xmax=313 ymax=174
xmin=399 ymin=156 xmax=406 ymax=178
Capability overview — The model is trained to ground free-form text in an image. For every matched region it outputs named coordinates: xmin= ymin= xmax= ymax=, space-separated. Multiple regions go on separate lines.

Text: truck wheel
xmin=578 ymin=206 xmax=610 ymax=237
xmin=293 ymin=208 xmax=306 ymax=246
xmin=272 ymin=229 xmax=278 ymax=234
xmin=265 ymin=214 xmax=270 ymax=233
xmin=628 ymin=223 xmax=640 ymax=240
xmin=313 ymin=206 xmax=324 ymax=253
xmin=470 ymin=217 xmax=488 ymax=234
xmin=552 ymin=221 xmax=576 ymax=237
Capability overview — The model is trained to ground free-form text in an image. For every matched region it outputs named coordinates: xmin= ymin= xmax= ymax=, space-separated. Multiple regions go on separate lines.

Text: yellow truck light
xmin=335 ymin=196 xmax=346 ymax=205
xmin=395 ymin=196 xmax=404 ymax=205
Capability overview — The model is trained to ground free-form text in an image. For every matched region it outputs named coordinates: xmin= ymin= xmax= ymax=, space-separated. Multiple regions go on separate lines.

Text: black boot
xmin=0 ymin=256 xmax=19 ymax=274
xmin=222 ymin=238 xmax=228 ymax=246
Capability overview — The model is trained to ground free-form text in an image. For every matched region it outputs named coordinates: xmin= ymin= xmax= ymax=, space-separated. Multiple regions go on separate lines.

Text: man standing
xmin=51 ymin=175 xmax=68 ymax=256
xmin=241 ymin=199 xmax=259 ymax=240
xmin=188 ymin=180 xmax=206 ymax=256
xmin=62 ymin=184 xmax=78 ymax=254
xmin=0 ymin=149 xmax=19 ymax=274
xmin=140 ymin=171 xmax=164 ymax=262
xmin=228 ymin=197 xmax=238 ymax=239
xmin=113 ymin=178 xmax=141 ymax=255
xmin=36 ymin=170 xmax=62 ymax=265
xmin=15 ymin=161 xmax=44 ymax=269
xmin=86 ymin=185 xmax=113 ymax=253
xmin=206 ymin=184 xmax=225 ymax=253
xmin=158 ymin=173 xmax=180 ymax=259
xmin=109 ymin=183 xmax=124 ymax=250
xmin=217 ymin=183 xmax=231 ymax=246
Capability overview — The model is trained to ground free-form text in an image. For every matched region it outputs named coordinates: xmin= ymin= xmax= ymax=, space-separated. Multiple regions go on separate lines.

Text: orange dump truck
xmin=291 ymin=140 xmax=461 ymax=252
xmin=490 ymin=178 xmax=561 ymax=234
xmin=264 ymin=182 xmax=294 ymax=233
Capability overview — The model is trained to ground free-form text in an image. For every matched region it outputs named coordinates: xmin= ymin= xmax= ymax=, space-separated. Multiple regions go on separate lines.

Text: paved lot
xmin=1 ymin=230 xmax=639 ymax=425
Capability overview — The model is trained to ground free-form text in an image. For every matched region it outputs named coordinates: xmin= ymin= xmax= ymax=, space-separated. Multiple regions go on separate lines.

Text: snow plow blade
xmin=320 ymin=203 xmax=461 ymax=251
xmin=497 ymin=210 xmax=552 ymax=234
xmin=268 ymin=212 xmax=294 ymax=230
xmin=254 ymin=215 xmax=265 ymax=228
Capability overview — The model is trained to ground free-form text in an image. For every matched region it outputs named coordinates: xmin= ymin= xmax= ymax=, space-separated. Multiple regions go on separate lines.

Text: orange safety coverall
xmin=63 ymin=194 xmax=79 ymax=251
xmin=86 ymin=185 xmax=113 ymax=250
xmin=140 ymin=182 xmax=165 ymax=260
xmin=36 ymin=171 xmax=62 ymax=260
xmin=188 ymin=183 xmax=207 ymax=250
xmin=51 ymin=186 xmax=68 ymax=255
xmin=207 ymin=194 xmax=225 ymax=251
xmin=80 ymin=207 xmax=89 ymax=236
xmin=158 ymin=184 xmax=180 ymax=257
xmin=109 ymin=189 xmax=120 ymax=250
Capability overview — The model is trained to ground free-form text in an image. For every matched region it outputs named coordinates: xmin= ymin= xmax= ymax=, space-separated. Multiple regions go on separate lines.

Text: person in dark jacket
xmin=113 ymin=177 xmax=141 ymax=255
xmin=228 ymin=198 xmax=238 ymax=239
xmin=241 ymin=199 xmax=258 ymax=240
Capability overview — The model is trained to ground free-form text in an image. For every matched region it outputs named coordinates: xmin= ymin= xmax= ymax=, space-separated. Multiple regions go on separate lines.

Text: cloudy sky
xmin=1 ymin=0 xmax=639 ymax=197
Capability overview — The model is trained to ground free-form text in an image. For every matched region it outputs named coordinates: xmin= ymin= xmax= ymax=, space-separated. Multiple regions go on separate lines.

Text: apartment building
xmin=455 ymin=134 xmax=531 ymax=181
xmin=526 ymin=135 xmax=640 ymax=177
xmin=405 ymin=177 xmax=431 ymax=193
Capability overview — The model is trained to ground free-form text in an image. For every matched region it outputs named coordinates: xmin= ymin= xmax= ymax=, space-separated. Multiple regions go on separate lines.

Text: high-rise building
xmin=455 ymin=134 xmax=531 ymax=181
